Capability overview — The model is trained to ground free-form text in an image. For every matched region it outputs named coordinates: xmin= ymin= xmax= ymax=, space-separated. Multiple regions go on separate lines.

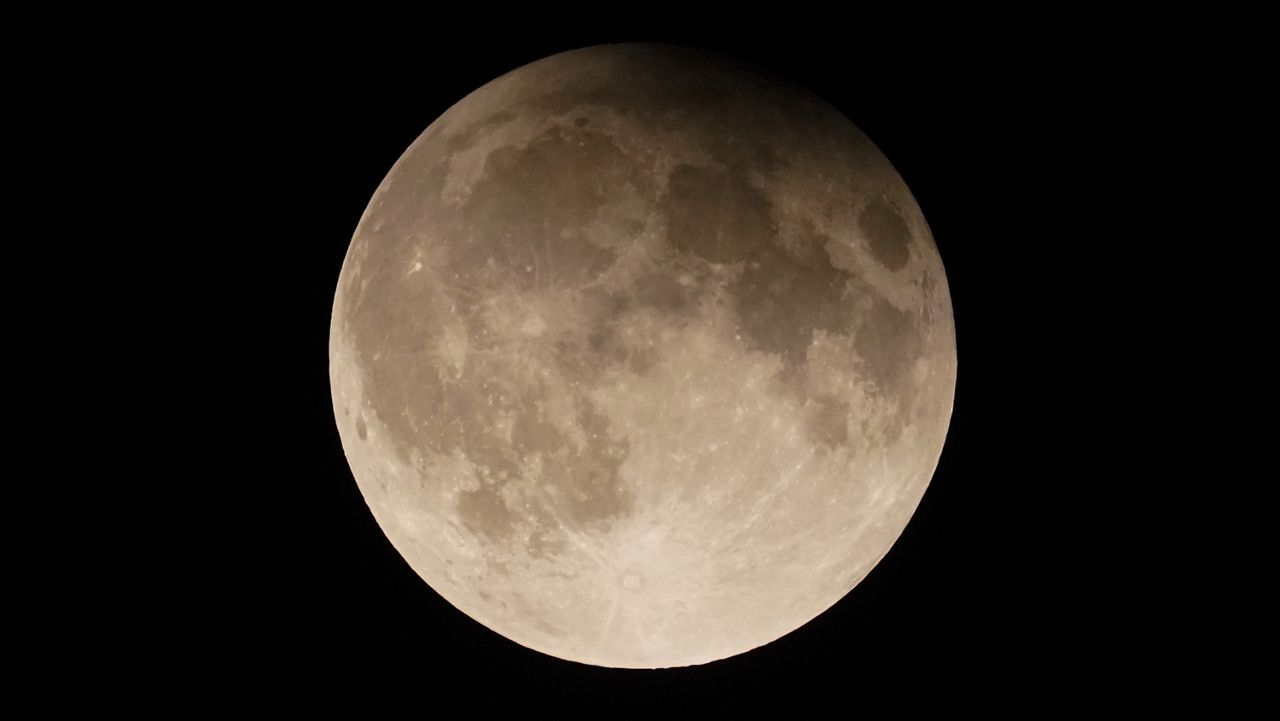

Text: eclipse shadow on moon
xmin=330 ymin=43 xmax=956 ymax=668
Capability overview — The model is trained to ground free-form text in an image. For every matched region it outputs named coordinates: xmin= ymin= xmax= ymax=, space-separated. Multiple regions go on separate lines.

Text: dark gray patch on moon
xmin=664 ymin=163 xmax=777 ymax=265
xmin=458 ymin=481 xmax=518 ymax=544
xmin=859 ymin=199 xmax=912 ymax=271
xmin=453 ymin=126 xmax=641 ymax=290
xmin=661 ymin=162 xmax=863 ymax=387
xmin=540 ymin=400 xmax=633 ymax=531
xmin=731 ymin=241 xmax=850 ymax=375
xmin=631 ymin=268 xmax=703 ymax=316
xmin=586 ymin=317 xmax=660 ymax=377
xmin=805 ymin=395 xmax=850 ymax=450
xmin=854 ymin=294 xmax=921 ymax=395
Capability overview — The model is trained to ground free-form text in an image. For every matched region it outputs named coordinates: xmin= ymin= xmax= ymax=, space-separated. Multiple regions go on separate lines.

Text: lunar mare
xmin=330 ymin=44 xmax=956 ymax=668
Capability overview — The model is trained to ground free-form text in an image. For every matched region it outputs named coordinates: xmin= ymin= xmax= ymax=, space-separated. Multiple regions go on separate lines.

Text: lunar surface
xmin=330 ymin=44 xmax=956 ymax=668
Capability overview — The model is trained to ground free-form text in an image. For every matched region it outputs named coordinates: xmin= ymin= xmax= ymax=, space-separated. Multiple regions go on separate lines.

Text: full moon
xmin=330 ymin=44 xmax=956 ymax=668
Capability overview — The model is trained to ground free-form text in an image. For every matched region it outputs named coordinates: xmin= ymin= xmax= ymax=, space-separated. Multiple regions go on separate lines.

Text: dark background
xmin=45 ymin=5 xmax=1269 ymax=716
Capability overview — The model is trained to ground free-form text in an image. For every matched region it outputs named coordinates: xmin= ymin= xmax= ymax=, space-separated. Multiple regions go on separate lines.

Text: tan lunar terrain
xmin=330 ymin=44 xmax=956 ymax=668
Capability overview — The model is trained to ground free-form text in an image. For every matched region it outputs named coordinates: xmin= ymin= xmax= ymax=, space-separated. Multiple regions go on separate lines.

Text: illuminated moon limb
xmin=330 ymin=43 xmax=956 ymax=668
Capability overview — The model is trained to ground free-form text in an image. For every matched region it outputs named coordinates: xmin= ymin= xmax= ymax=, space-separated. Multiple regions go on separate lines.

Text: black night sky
xmin=48 ymin=5 xmax=1269 ymax=716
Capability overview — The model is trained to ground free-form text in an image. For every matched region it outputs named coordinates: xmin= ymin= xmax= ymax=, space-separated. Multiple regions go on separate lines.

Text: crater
xmin=355 ymin=416 xmax=367 ymax=440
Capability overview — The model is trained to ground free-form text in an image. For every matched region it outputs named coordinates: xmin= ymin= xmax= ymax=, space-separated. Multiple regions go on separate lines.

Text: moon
xmin=330 ymin=44 xmax=956 ymax=668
